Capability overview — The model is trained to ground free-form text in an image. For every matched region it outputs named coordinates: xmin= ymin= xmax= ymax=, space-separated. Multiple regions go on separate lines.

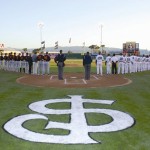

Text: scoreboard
xmin=123 ymin=42 xmax=139 ymax=55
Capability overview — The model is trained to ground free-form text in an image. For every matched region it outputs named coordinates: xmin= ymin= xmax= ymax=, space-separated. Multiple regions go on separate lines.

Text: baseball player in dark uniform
xmin=26 ymin=53 xmax=33 ymax=74
xmin=32 ymin=52 xmax=38 ymax=75
xmin=20 ymin=53 xmax=26 ymax=73
xmin=37 ymin=52 xmax=44 ymax=75
xmin=8 ymin=52 xmax=13 ymax=71
xmin=3 ymin=53 xmax=8 ymax=71
xmin=43 ymin=52 xmax=51 ymax=75
xmin=15 ymin=53 xmax=21 ymax=72
xmin=13 ymin=52 xmax=17 ymax=72
xmin=0 ymin=53 xmax=4 ymax=70
xmin=54 ymin=50 xmax=66 ymax=80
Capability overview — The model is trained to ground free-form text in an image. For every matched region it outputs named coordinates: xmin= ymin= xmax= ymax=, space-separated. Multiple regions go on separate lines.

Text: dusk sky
xmin=0 ymin=0 xmax=150 ymax=50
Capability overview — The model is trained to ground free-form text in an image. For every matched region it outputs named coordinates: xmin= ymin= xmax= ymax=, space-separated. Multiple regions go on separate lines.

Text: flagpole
xmin=83 ymin=42 xmax=85 ymax=55
xmin=69 ymin=38 xmax=71 ymax=52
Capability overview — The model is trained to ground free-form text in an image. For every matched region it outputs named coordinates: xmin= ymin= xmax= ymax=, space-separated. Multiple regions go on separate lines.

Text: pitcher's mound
xmin=16 ymin=73 xmax=132 ymax=88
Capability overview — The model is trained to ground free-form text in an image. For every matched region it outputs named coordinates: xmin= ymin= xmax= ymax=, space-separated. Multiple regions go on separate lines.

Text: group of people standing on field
xmin=0 ymin=50 xmax=150 ymax=81
xmin=82 ymin=51 xmax=150 ymax=80
xmin=0 ymin=50 xmax=66 ymax=80
xmin=0 ymin=51 xmax=51 ymax=75
xmin=108 ymin=53 xmax=150 ymax=75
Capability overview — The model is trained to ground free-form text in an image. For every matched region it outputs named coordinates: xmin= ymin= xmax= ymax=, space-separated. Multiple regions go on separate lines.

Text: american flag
xmin=41 ymin=41 xmax=45 ymax=44
xmin=83 ymin=42 xmax=85 ymax=47
xmin=55 ymin=41 xmax=58 ymax=49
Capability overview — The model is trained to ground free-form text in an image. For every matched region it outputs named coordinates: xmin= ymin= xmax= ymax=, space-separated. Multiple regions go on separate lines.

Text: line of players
xmin=0 ymin=51 xmax=150 ymax=76
xmin=105 ymin=53 xmax=150 ymax=75
xmin=0 ymin=52 xmax=51 ymax=75
xmin=95 ymin=52 xmax=150 ymax=75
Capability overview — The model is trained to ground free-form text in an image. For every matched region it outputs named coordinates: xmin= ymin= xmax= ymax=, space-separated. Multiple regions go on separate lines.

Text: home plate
xmin=70 ymin=77 xmax=77 ymax=79
xmin=65 ymin=78 xmax=87 ymax=84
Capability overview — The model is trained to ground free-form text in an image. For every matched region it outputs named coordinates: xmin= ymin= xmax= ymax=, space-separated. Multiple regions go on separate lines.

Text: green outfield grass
xmin=0 ymin=61 xmax=150 ymax=150
xmin=50 ymin=58 xmax=98 ymax=73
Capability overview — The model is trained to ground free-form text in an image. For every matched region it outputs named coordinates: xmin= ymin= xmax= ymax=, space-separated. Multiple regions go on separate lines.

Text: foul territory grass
xmin=0 ymin=60 xmax=150 ymax=150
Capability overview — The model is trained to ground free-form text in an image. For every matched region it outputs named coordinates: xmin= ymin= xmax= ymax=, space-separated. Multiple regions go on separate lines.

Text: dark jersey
xmin=4 ymin=55 xmax=8 ymax=61
xmin=0 ymin=55 xmax=3 ymax=60
xmin=54 ymin=54 xmax=66 ymax=63
xmin=16 ymin=55 xmax=21 ymax=61
xmin=20 ymin=56 xmax=25 ymax=61
xmin=9 ymin=55 xmax=14 ymax=60
xmin=26 ymin=55 xmax=33 ymax=64
xmin=83 ymin=55 xmax=92 ymax=65
xmin=43 ymin=54 xmax=51 ymax=61
xmin=37 ymin=54 xmax=44 ymax=61
xmin=13 ymin=55 xmax=17 ymax=61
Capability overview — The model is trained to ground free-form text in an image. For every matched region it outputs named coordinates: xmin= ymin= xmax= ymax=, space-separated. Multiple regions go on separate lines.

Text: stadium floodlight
xmin=37 ymin=22 xmax=44 ymax=51
xmin=98 ymin=24 xmax=104 ymax=45
xmin=98 ymin=23 xmax=104 ymax=52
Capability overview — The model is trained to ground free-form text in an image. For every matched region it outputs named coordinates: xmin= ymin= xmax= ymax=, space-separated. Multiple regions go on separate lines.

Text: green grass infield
xmin=0 ymin=61 xmax=150 ymax=150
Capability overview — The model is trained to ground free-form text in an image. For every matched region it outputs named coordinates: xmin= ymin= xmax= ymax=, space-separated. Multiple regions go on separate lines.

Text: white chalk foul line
xmin=64 ymin=79 xmax=67 ymax=84
xmin=50 ymin=75 xmax=58 ymax=80
xmin=92 ymin=75 xmax=99 ymax=80
xmin=82 ymin=79 xmax=87 ymax=84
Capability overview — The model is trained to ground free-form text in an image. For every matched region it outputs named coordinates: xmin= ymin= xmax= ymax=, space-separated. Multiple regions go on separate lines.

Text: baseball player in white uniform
xmin=130 ymin=54 xmax=136 ymax=73
xmin=105 ymin=54 xmax=112 ymax=74
xmin=118 ymin=53 xmax=126 ymax=74
xmin=125 ymin=54 xmax=132 ymax=73
xmin=95 ymin=51 xmax=104 ymax=75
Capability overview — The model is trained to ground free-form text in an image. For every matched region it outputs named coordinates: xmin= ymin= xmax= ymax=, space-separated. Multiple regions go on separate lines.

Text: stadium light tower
xmin=99 ymin=24 xmax=105 ymax=52
xmin=38 ymin=22 xmax=44 ymax=51
xmin=100 ymin=24 xmax=103 ymax=46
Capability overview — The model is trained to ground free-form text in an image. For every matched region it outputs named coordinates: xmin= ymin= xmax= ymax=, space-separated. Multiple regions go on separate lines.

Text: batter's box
xmin=64 ymin=78 xmax=87 ymax=84
xmin=91 ymin=75 xmax=101 ymax=80
xmin=50 ymin=75 xmax=58 ymax=80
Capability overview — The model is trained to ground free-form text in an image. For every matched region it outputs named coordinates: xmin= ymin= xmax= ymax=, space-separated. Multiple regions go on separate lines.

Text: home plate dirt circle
xmin=16 ymin=73 xmax=132 ymax=88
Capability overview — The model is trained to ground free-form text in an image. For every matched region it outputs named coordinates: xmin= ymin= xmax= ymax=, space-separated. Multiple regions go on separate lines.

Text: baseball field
xmin=0 ymin=59 xmax=150 ymax=150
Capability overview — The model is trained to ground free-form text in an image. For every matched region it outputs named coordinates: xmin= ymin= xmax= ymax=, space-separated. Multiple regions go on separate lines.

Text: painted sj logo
xmin=4 ymin=95 xmax=135 ymax=144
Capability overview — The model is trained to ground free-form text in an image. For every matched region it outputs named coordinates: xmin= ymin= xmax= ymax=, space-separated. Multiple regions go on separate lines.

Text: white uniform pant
xmin=33 ymin=62 xmax=38 ymax=75
xmin=0 ymin=60 xmax=3 ymax=69
xmin=106 ymin=62 xmax=111 ymax=74
xmin=96 ymin=63 xmax=103 ymax=75
xmin=43 ymin=61 xmax=50 ymax=75
xmin=131 ymin=62 xmax=135 ymax=73
xmin=4 ymin=60 xmax=8 ymax=70
xmin=137 ymin=62 xmax=141 ymax=72
xmin=118 ymin=62 xmax=125 ymax=74
xmin=38 ymin=61 xmax=44 ymax=75
xmin=15 ymin=61 xmax=21 ymax=72
xmin=125 ymin=62 xmax=132 ymax=73
xmin=148 ymin=62 xmax=150 ymax=70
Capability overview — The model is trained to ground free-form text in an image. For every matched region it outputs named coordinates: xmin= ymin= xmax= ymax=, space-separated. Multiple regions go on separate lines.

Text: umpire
xmin=83 ymin=52 xmax=92 ymax=80
xmin=54 ymin=50 xmax=66 ymax=80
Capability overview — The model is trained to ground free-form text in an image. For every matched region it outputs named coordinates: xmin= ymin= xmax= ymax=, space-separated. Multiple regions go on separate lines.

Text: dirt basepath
xmin=16 ymin=73 xmax=132 ymax=88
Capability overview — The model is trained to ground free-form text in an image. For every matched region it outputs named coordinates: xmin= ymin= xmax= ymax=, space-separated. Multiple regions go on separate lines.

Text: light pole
xmin=100 ymin=24 xmax=103 ymax=52
xmin=100 ymin=24 xmax=103 ymax=47
xmin=38 ymin=22 xmax=44 ymax=51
